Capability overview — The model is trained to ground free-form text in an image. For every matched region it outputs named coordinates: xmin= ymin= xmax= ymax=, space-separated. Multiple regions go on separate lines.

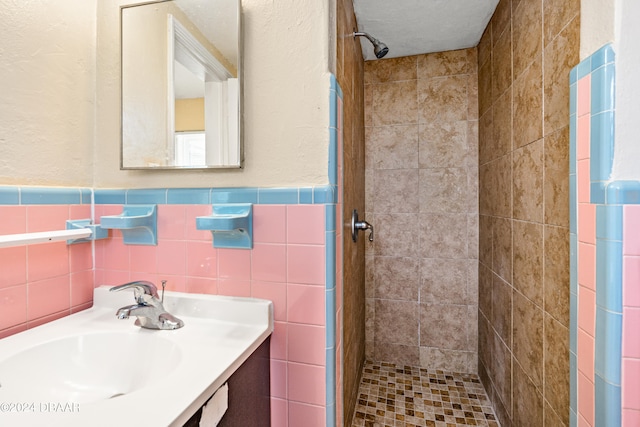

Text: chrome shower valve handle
xmin=351 ymin=209 xmax=374 ymax=242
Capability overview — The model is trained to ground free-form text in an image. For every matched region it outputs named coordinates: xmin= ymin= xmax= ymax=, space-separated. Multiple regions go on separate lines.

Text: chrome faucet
xmin=109 ymin=281 xmax=184 ymax=330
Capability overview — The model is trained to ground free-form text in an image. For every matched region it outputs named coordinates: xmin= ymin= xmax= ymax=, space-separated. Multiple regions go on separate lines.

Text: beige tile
xmin=492 ymin=216 xmax=513 ymax=284
xmin=419 ymin=213 xmax=469 ymax=259
xmin=513 ymin=56 xmax=543 ymax=148
xmin=545 ymin=400 xmax=568 ymax=427
xmin=371 ymin=80 xmax=418 ymax=125
xmin=467 ymin=119 xmax=479 ymax=167
xmin=373 ymin=343 xmax=420 ymax=366
xmin=543 ymin=0 xmax=580 ymax=46
xmin=544 ymin=225 xmax=570 ymax=327
xmin=479 ymin=107 xmax=495 ymax=166
xmin=374 ymin=256 xmax=419 ymax=301
xmin=419 ymin=168 xmax=471 ymax=214
xmin=419 ymin=346 xmax=475 ymax=373
xmin=491 ymin=329 xmax=512 ymax=420
xmin=481 ymin=154 xmax=512 ymax=218
xmin=512 ymin=361 xmax=544 ymax=427
xmin=364 ymin=84 xmax=373 ymax=127
xmin=373 ymin=169 xmax=420 ymax=213
xmin=478 ymin=311 xmax=493 ymax=376
xmin=478 ymin=56 xmax=493 ymax=117
xmin=420 ymin=258 xmax=474 ymax=304
xmin=365 ymin=254 xmax=375 ymax=298
xmin=544 ymin=314 xmax=570 ymax=425
xmin=479 ymin=214 xmax=493 ymax=266
xmin=492 ymin=0 xmax=512 ymax=44
xmin=365 ymin=297 xmax=375 ymax=342
xmin=419 ymin=121 xmax=469 ymax=168
xmin=365 ymin=55 xmax=417 ymax=84
xmin=513 ymin=138 xmax=544 ymax=222
xmin=513 ymin=220 xmax=544 ymax=305
xmin=513 ymin=291 xmax=544 ymax=387
xmin=493 ymin=87 xmax=513 ymax=159
xmin=367 ymin=124 xmax=419 ymax=170
xmin=512 ymin=0 xmax=542 ymax=79
xmin=374 ymin=299 xmax=419 ymax=346
xmin=468 ymin=213 xmax=479 ymax=256
xmin=545 ymin=127 xmax=570 ymax=227
xmin=373 ymin=213 xmax=420 ymax=257
xmin=364 ymin=168 xmax=374 ymax=212
xmin=478 ymin=22 xmax=492 ymax=68
xmin=469 ymin=71 xmax=480 ymax=121
xmin=491 ymin=274 xmax=512 ymax=346
xmin=479 ymin=262 xmax=493 ymax=320
xmin=492 ymin=28 xmax=512 ymax=102
xmin=420 ymin=303 xmax=473 ymax=351
xmin=417 ymin=48 xmax=474 ymax=78
xmin=545 ymin=15 xmax=580 ymax=137
xmin=418 ymin=75 xmax=469 ymax=123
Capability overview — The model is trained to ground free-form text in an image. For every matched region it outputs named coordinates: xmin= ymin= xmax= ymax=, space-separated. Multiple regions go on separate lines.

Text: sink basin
xmin=0 ymin=286 xmax=273 ymax=427
xmin=0 ymin=332 xmax=181 ymax=404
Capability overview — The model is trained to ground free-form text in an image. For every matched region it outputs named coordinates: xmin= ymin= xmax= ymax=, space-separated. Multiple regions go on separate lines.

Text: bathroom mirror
xmin=121 ymin=0 xmax=242 ymax=169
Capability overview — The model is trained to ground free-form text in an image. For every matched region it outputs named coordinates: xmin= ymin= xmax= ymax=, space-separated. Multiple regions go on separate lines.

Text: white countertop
xmin=0 ymin=286 xmax=273 ymax=427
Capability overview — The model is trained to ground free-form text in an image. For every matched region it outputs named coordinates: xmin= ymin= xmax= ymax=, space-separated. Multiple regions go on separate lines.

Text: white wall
xmin=580 ymin=0 xmax=616 ymax=60
xmin=95 ymin=0 xmax=332 ymax=188
xmin=0 ymin=1 xmax=96 ymax=187
xmin=0 ymin=0 xmax=331 ymax=188
xmin=610 ymin=0 xmax=640 ymax=180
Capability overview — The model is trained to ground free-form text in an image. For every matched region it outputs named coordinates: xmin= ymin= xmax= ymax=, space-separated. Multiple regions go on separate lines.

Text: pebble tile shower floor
xmin=351 ymin=361 xmax=499 ymax=427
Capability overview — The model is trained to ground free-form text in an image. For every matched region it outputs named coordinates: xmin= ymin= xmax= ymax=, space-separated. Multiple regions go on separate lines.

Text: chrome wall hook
xmin=351 ymin=209 xmax=374 ymax=242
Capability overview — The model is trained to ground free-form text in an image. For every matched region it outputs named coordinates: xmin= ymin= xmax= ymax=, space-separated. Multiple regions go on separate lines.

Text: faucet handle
xmin=110 ymin=280 xmax=159 ymax=304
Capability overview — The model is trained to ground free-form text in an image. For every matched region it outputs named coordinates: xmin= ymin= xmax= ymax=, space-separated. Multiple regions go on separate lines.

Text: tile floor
xmin=351 ymin=361 xmax=499 ymax=427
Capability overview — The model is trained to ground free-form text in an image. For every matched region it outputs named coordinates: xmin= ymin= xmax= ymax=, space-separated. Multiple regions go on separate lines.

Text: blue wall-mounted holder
xmin=66 ymin=219 xmax=109 ymax=244
xmin=196 ymin=203 xmax=253 ymax=249
xmin=100 ymin=204 xmax=158 ymax=245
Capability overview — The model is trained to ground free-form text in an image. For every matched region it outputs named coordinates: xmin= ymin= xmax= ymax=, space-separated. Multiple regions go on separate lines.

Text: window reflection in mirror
xmin=121 ymin=0 xmax=241 ymax=169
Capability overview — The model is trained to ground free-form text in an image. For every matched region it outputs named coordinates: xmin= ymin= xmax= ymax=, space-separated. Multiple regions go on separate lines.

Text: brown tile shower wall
xmin=477 ymin=0 xmax=579 ymax=425
xmin=336 ymin=0 xmax=366 ymax=424
xmin=364 ymin=50 xmax=479 ymax=373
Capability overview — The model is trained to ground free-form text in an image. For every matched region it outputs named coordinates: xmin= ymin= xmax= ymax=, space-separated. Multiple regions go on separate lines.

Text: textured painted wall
xmin=0 ymin=1 xmax=95 ymax=186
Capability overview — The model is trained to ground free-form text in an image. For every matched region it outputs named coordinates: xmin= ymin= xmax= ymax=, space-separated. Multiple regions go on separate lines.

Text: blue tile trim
xmin=570 ymin=352 xmax=577 ymax=415
xmin=570 ymin=66 xmax=578 ymax=85
xmin=595 ymin=239 xmax=623 ymax=313
xmin=81 ymin=188 xmax=92 ymax=204
xmin=595 ymin=308 xmax=622 ymax=385
xmin=590 ymin=111 xmax=615 ymax=183
xmin=20 ymin=187 xmax=85 ymax=205
xmin=570 ymin=116 xmax=577 ymax=175
xmin=591 ymin=44 xmax=616 ymax=71
xmin=606 ymin=180 xmax=640 ymax=204
xmin=591 ymin=181 xmax=607 ymax=205
xmin=595 ymin=375 xmax=621 ymax=427
xmin=570 ymin=83 xmax=577 ymax=118
xmin=314 ymin=185 xmax=336 ymax=204
xmin=299 ymin=187 xmax=313 ymax=204
xmin=126 ymin=189 xmax=167 ymax=204
xmin=0 ymin=187 xmax=19 ymax=205
xmin=167 ymin=188 xmax=211 ymax=204
xmin=570 ymin=175 xmax=577 ymax=233
xmin=330 ymin=83 xmax=338 ymax=130
xmin=570 ymin=409 xmax=577 ymax=427
xmin=94 ymin=189 xmax=126 ymax=205
xmin=257 ymin=188 xmax=298 ymax=204
xmin=591 ymin=63 xmax=615 ymax=115
xmin=577 ymin=57 xmax=592 ymax=80
xmin=596 ymin=205 xmax=622 ymax=241
xmin=570 ymin=233 xmax=578 ymax=295
xmin=212 ymin=187 xmax=258 ymax=204
xmin=570 ymin=292 xmax=578 ymax=353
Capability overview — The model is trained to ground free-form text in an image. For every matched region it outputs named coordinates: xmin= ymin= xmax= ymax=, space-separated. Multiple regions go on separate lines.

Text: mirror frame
xmin=120 ymin=0 xmax=243 ymax=170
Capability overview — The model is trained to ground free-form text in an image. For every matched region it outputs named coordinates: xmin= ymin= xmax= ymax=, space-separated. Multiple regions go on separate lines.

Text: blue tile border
xmin=570 ymin=43 xmax=625 ymax=425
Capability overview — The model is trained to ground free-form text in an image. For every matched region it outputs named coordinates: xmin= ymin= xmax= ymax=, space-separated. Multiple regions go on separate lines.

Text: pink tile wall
xmin=576 ymin=75 xmax=596 ymax=426
xmin=0 ymin=205 xmax=94 ymax=339
xmin=623 ymin=205 xmax=640 ymax=424
xmin=95 ymin=203 xmax=328 ymax=426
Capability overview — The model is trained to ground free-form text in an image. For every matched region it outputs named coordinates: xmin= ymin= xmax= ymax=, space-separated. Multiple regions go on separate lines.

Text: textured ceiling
xmin=352 ymin=0 xmax=499 ymax=61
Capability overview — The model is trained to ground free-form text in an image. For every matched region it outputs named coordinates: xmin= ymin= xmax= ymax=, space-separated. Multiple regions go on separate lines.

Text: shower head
xmin=353 ymin=32 xmax=389 ymax=59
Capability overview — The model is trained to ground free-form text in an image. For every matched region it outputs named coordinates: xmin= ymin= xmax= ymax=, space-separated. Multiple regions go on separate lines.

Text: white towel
xmin=199 ymin=383 xmax=229 ymax=427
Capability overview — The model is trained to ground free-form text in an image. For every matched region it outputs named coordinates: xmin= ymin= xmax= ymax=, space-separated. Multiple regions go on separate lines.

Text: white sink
xmin=0 ymin=286 xmax=273 ymax=427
